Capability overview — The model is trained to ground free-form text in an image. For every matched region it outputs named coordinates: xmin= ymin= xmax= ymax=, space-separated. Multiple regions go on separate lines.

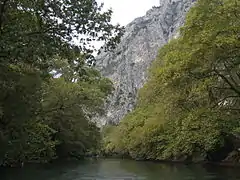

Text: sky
xmin=97 ymin=0 xmax=160 ymax=26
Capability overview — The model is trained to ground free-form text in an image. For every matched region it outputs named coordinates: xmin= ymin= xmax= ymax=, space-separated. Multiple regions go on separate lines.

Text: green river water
xmin=1 ymin=159 xmax=240 ymax=180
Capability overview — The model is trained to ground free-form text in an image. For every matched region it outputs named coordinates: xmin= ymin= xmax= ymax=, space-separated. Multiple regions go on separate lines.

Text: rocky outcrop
xmin=96 ymin=0 xmax=195 ymax=124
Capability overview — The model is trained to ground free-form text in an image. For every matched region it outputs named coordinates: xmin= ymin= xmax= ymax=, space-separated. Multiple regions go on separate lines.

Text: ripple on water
xmin=1 ymin=159 xmax=240 ymax=180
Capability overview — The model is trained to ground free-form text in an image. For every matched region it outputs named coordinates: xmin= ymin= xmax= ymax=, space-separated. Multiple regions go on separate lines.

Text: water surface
xmin=1 ymin=159 xmax=240 ymax=180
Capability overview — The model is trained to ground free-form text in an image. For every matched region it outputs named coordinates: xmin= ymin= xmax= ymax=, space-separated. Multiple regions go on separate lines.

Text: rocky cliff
xmin=96 ymin=0 xmax=195 ymax=124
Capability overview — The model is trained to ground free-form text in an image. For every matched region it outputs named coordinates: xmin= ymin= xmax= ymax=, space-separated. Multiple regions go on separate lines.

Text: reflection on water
xmin=1 ymin=159 xmax=240 ymax=180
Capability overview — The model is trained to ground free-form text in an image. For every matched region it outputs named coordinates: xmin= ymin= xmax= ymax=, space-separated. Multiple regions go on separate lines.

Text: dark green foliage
xmin=0 ymin=64 xmax=58 ymax=165
xmin=0 ymin=0 xmax=120 ymax=166
xmin=0 ymin=0 xmax=124 ymax=66
xmin=41 ymin=73 xmax=112 ymax=158
xmin=103 ymin=0 xmax=240 ymax=162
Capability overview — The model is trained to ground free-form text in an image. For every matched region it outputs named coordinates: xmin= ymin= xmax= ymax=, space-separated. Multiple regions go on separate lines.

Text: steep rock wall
xmin=96 ymin=0 xmax=195 ymax=124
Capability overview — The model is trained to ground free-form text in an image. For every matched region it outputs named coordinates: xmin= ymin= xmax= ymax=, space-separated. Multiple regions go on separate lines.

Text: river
xmin=1 ymin=159 xmax=240 ymax=180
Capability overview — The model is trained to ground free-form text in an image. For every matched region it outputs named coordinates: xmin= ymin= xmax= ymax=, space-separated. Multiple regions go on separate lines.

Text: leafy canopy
xmin=0 ymin=0 xmax=122 ymax=166
xmin=103 ymin=0 xmax=240 ymax=162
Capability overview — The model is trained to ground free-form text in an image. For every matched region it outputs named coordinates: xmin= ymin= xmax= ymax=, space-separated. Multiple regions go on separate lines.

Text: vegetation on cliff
xmin=103 ymin=0 xmax=240 ymax=162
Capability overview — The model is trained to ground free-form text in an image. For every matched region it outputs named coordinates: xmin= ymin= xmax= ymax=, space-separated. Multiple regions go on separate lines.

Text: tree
xmin=0 ymin=0 xmax=122 ymax=165
xmin=0 ymin=64 xmax=58 ymax=166
xmin=0 ymin=0 xmax=124 ymax=68
xmin=41 ymin=68 xmax=113 ymax=158
xmin=103 ymin=0 xmax=240 ymax=162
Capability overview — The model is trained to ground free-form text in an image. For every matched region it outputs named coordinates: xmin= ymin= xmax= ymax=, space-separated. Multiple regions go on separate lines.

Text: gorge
xmin=96 ymin=0 xmax=196 ymax=124
xmin=101 ymin=0 xmax=240 ymax=163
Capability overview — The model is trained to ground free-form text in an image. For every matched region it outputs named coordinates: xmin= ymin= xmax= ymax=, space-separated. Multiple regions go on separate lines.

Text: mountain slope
xmin=96 ymin=0 xmax=195 ymax=124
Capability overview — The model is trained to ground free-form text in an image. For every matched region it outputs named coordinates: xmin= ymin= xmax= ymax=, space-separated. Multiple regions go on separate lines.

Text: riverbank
xmin=1 ymin=152 xmax=240 ymax=169
xmin=99 ymin=154 xmax=240 ymax=168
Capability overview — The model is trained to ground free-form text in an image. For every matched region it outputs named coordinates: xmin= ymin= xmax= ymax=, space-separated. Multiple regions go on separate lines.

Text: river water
xmin=1 ymin=159 xmax=240 ymax=180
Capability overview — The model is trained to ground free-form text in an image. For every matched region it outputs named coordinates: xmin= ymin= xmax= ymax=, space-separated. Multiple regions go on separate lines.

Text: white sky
xmin=97 ymin=0 xmax=160 ymax=26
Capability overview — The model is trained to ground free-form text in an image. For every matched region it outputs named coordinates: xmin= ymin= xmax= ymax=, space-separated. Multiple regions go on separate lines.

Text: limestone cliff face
xmin=96 ymin=0 xmax=195 ymax=124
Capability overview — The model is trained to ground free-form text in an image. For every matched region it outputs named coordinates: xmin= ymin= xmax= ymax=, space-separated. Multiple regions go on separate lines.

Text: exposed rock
xmin=96 ymin=0 xmax=195 ymax=124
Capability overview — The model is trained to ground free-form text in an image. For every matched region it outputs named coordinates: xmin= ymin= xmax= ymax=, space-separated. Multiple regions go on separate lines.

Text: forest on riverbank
xmin=0 ymin=0 xmax=124 ymax=166
xmin=103 ymin=0 xmax=240 ymax=163
xmin=1 ymin=0 xmax=240 ymax=167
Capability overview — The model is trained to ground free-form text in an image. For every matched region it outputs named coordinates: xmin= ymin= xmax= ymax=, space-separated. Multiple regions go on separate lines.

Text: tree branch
xmin=223 ymin=61 xmax=239 ymax=87
xmin=221 ymin=108 xmax=240 ymax=111
xmin=214 ymin=69 xmax=240 ymax=96
xmin=0 ymin=0 xmax=8 ymax=33
xmin=212 ymin=95 xmax=239 ymax=108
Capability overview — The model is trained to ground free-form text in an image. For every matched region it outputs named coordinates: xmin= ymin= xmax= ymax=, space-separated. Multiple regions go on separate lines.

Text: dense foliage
xmin=0 ymin=0 xmax=123 ymax=166
xmin=103 ymin=0 xmax=240 ymax=162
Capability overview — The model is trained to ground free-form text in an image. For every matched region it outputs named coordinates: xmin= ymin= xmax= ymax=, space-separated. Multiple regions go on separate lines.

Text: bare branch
xmin=223 ymin=61 xmax=239 ymax=87
xmin=214 ymin=69 xmax=240 ymax=96
xmin=212 ymin=95 xmax=240 ymax=108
